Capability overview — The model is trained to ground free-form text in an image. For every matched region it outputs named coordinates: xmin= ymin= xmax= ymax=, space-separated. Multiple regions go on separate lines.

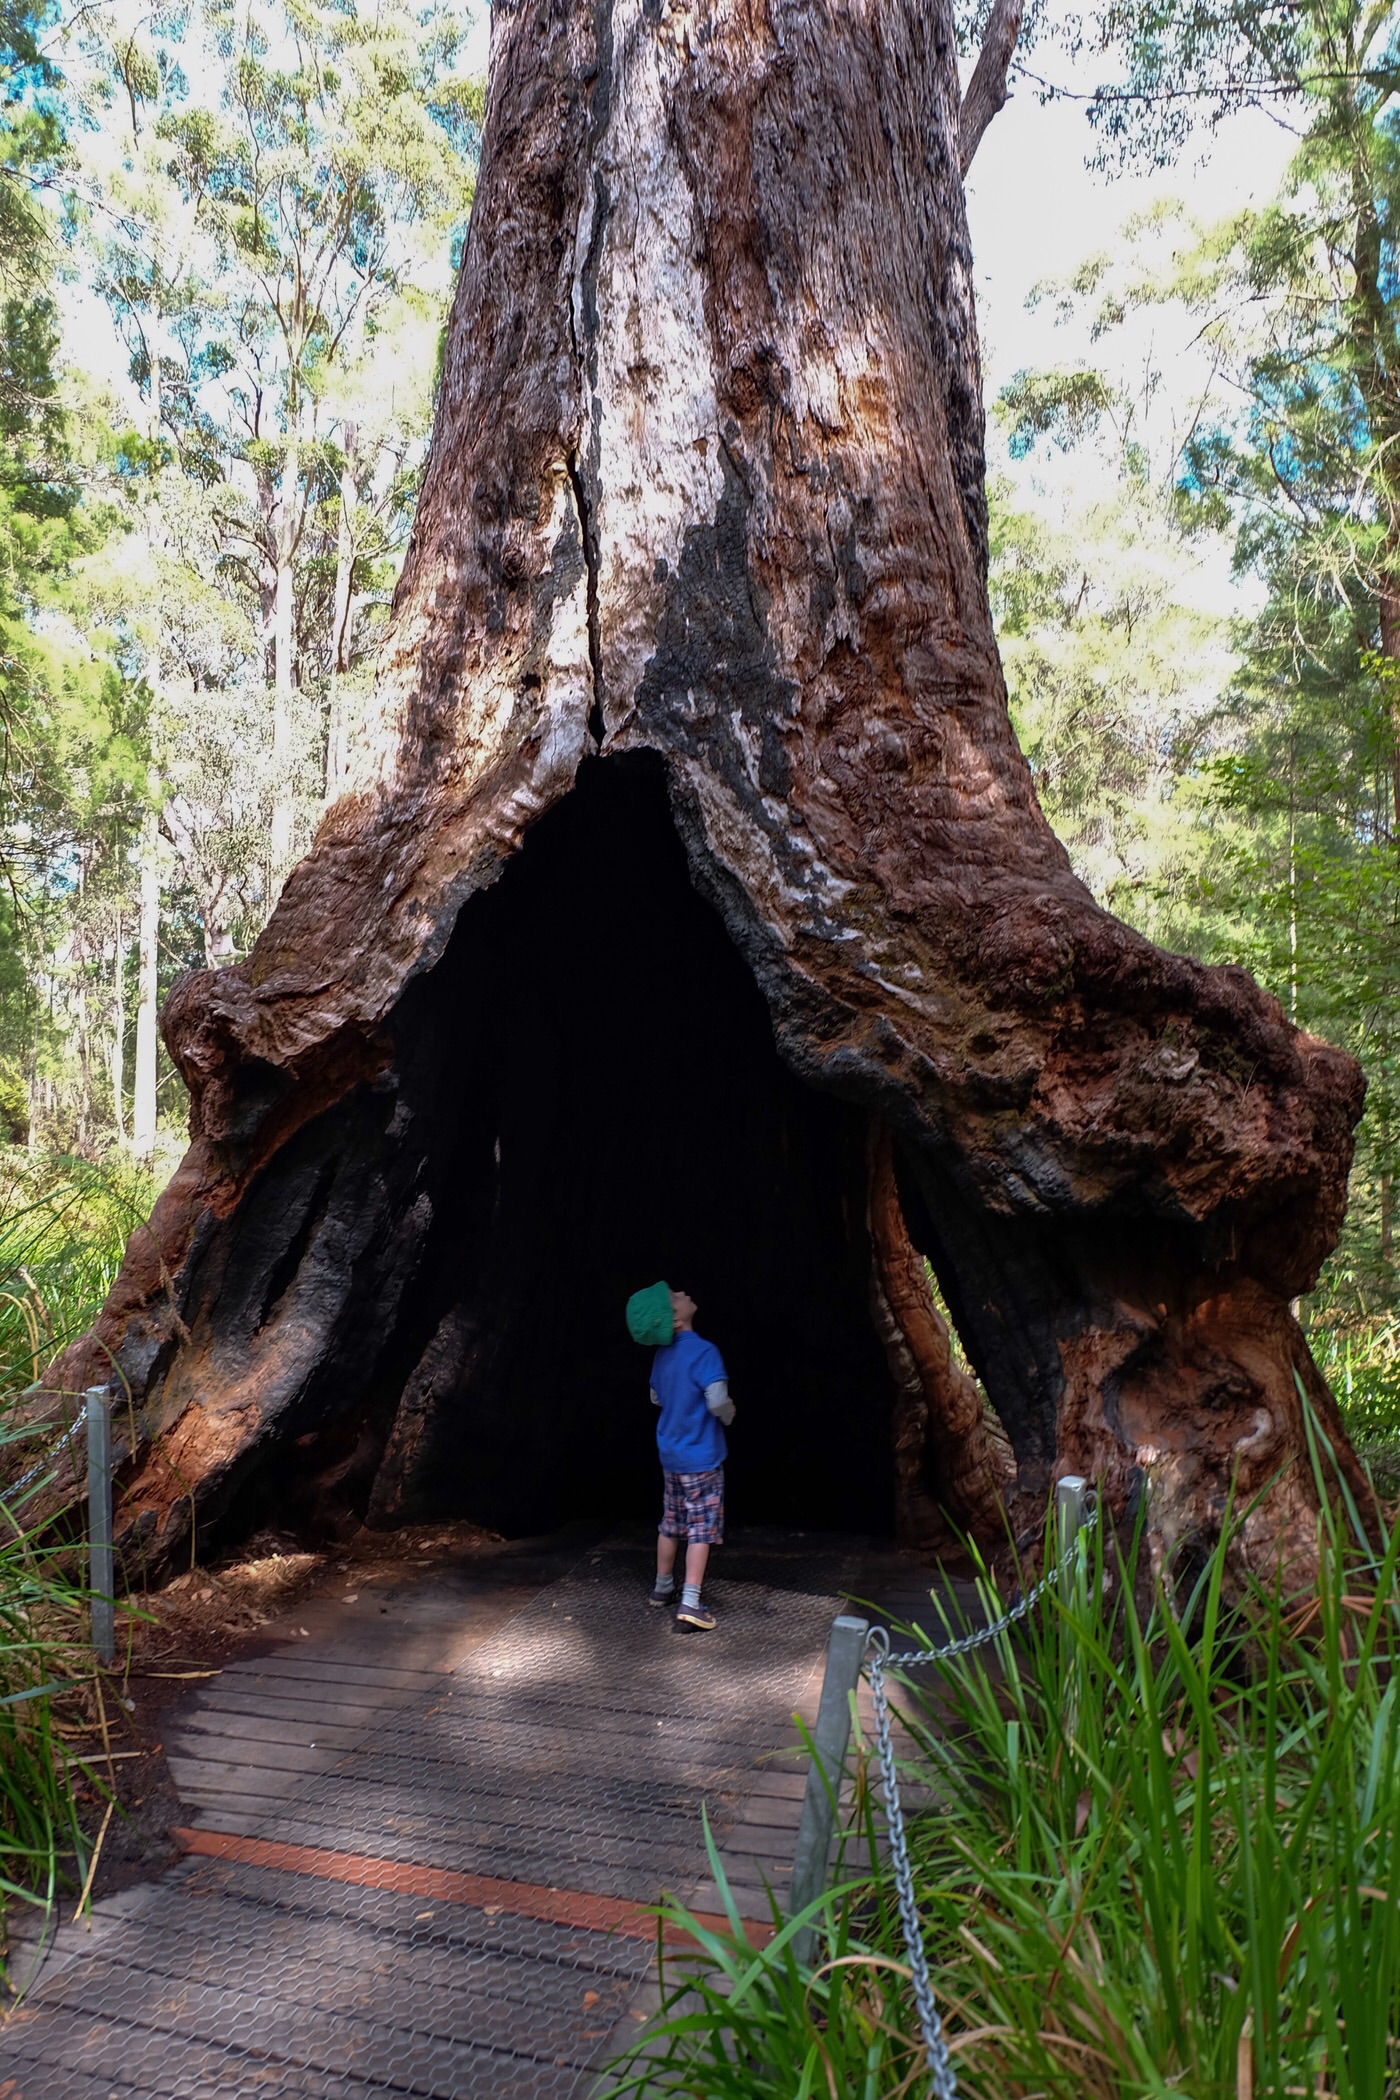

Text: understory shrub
xmin=0 ymin=1153 xmax=144 ymax=1974
xmin=0 ymin=1150 xmax=156 ymax=1396
xmin=0 ymin=1413 xmax=104 ymax=1977
xmin=606 ymin=1476 xmax=1400 ymax=2099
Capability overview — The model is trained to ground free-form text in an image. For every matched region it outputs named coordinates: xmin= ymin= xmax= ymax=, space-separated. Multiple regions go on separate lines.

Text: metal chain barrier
xmin=863 ymin=1483 xmax=1099 ymax=2100
xmin=2 ymin=1388 xmax=121 ymax=1660
xmin=5 ymin=1412 xmax=87 ymax=1501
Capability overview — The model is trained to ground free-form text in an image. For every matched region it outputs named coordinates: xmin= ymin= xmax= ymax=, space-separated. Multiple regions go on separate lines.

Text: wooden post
xmin=86 ymin=1386 xmax=114 ymax=1665
xmin=788 ymin=1612 xmax=869 ymax=1966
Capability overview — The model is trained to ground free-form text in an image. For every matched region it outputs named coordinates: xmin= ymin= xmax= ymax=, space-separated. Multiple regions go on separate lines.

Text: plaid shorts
xmin=659 ymin=1466 xmax=725 ymax=1546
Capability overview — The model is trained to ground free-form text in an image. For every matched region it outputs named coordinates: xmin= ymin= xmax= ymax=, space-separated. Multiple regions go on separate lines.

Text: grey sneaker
xmin=675 ymin=1600 xmax=716 ymax=1631
xmin=648 ymin=1581 xmax=675 ymax=1607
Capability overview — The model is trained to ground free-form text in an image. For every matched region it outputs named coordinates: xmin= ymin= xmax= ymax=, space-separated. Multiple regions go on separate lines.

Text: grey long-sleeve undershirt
xmin=650 ymin=1379 xmax=735 ymax=1426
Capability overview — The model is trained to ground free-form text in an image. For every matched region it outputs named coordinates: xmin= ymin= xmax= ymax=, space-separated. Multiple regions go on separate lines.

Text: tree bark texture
xmin=43 ymin=0 xmax=1371 ymax=1582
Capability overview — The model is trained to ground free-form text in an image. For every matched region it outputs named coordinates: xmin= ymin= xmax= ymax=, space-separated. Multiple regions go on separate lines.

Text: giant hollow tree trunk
xmin=41 ymin=0 xmax=1371 ymax=1585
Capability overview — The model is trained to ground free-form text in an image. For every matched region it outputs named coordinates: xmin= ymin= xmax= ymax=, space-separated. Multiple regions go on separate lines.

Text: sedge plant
xmin=603 ymin=1471 xmax=1400 ymax=2100
xmin=0 ymin=1154 xmax=147 ymax=1976
xmin=0 ymin=1427 xmax=105 ymax=1978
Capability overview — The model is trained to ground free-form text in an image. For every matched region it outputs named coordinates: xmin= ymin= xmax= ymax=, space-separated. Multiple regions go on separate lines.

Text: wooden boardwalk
xmin=1 ymin=1529 xmax=894 ymax=2100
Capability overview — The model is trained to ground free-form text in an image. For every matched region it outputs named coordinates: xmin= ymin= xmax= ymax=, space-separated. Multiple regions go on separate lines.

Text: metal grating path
xmin=2 ymin=1856 xmax=652 ymax=2099
xmin=1 ymin=1534 xmax=855 ymax=2097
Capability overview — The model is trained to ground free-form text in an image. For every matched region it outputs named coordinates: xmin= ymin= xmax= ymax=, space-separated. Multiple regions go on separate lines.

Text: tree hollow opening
xmin=370 ymin=752 xmax=901 ymax=1538
xmin=207 ymin=753 xmax=917 ymax=1551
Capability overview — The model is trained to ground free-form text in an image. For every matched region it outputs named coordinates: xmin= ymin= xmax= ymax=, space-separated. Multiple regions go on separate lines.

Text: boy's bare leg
xmin=656 ymin=1534 xmax=679 ymax=1579
xmin=684 ymin=1542 xmax=710 ymax=1590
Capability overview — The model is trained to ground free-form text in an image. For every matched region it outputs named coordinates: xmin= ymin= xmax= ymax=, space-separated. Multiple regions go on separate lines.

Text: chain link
xmin=5 ymin=1414 xmax=86 ymax=1501
xmin=863 ymin=1499 xmax=1099 ymax=2100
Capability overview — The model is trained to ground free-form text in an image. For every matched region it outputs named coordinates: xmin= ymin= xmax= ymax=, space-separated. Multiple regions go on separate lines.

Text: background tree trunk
xmin=131 ymin=781 xmax=160 ymax=1159
xmin=110 ymin=920 xmax=126 ymax=1140
xmin=325 ymin=426 xmax=359 ymax=803
xmin=270 ymin=425 xmax=299 ymax=870
xmin=42 ymin=0 xmax=1371 ymax=1582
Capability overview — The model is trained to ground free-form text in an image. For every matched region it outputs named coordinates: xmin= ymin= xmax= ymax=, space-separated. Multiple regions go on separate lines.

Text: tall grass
xmin=0 ymin=1421 xmax=104 ymax=1966
xmin=0 ymin=1150 xmax=156 ymax=1396
xmin=607 ymin=1487 xmax=1400 ymax=2099
xmin=0 ymin=1151 xmax=148 ymax=1975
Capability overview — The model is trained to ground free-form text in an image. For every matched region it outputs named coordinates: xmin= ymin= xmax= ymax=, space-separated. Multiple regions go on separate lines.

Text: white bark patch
xmin=576 ymin=0 xmax=726 ymax=734
xmin=351 ymin=463 xmax=593 ymax=813
xmin=1233 ymin=1408 xmax=1275 ymax=1457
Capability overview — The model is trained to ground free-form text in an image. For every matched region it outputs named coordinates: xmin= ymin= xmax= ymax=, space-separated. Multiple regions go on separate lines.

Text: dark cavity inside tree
xmin=43 ymin=0 xmax=1372 ymax=1582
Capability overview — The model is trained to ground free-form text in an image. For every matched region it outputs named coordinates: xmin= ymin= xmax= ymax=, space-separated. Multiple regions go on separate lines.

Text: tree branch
xmin=959 ymin=0 xmax=1025 ymax=175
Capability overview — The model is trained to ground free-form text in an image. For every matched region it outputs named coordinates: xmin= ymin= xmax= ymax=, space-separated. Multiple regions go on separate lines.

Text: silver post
xmin=86 ymin=1386 xmax=115 ymax=1665
xmin=1055 ymin=1474 xmax=1089 ymax=1753
xmin=788 ymin=1611 xmax=868 ymax=1965
xmin=1055 ymin=1474 xmax=1088 ymax=1603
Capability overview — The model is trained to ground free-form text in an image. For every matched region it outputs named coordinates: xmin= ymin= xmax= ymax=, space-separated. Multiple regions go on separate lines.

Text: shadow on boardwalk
xmin=0 ymin=1526 xmax=954 ymax=2099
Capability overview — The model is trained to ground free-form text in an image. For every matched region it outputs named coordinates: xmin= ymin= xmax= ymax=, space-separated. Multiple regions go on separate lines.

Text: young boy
xmin=625 ymin=1280 xmax=735 ymax=1631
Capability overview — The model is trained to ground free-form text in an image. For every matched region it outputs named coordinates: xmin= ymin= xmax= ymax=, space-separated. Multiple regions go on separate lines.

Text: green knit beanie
xmin=626 ymin=1280 xmax=674 ymax=1347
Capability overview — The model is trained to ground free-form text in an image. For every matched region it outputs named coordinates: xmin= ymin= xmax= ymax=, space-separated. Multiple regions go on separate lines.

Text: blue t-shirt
xmin=651 ymin=1329 xmax=728 ymax=1474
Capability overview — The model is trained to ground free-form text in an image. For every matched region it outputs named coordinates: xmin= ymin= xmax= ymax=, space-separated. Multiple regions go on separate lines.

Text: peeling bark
xmin=37 ymin=0 xmax=1373 ymax=1579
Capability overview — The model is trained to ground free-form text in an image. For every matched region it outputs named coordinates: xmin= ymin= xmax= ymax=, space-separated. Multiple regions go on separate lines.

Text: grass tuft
xmin=0 ymin=1149 xmax=150 ymax=1977
xmin=0 ymin=1423 xmax=106 ymax=1978
xmin=0 ymin=1150 xmax=157 ymax=1396
xmin=605 ymin=1488 xmax=1400 ymax=2099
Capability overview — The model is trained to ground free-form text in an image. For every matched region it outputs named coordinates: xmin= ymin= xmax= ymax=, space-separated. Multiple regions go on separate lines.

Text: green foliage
xmin=1 ymin=0 xmax=62 ymax=282
xmin=0 ymin=1420 xmax=103 ymax=1963
xmin=601 ymin=1825 xmax=926 ymax=2099
xmin=992 ymin=465 xmax=1236 ymax=946
xmin=0 ymin=279 xmax=87 ymax=781
xmin=1065 ymin=0 xmax=1397 ymax=168
xmin=0 ymin=1147 xmax=145 ymax=1960
xmin=0 ymin=1065 xmax=26 ymax=1144
xmin=0 ymin=0 xmax=481 ymax=1155
xmin=999 ymin=367 xmax=1117 ymax=458
xmin=997 ymin=0 xmax=1400 ymax=1447
xmin=605 ymin=1491 xmax=1400 ymax=2099
xmin=0 ymin=17 xmax=140 ymax=1117
xmin=71 ymin=0 xmax=479 ymax=692
xmin=0 ymin=1150 xmax=157 ymax=1391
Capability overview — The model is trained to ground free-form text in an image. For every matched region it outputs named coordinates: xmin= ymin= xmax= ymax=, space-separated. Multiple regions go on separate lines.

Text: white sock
xmin=681 ymin=1582 xmax=702 ymax=1611
xmin=654 ymin=1571 xmax=674 ymax=1593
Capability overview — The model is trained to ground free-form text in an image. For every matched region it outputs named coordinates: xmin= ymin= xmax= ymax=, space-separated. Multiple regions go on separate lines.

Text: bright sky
xmin=964 ymin=79 xmax=1299 ymax=396
xmin=962 ymin=58 xmax=1302 ymax=550
xmin=960 ymin=65 xmax=1302 ymax=616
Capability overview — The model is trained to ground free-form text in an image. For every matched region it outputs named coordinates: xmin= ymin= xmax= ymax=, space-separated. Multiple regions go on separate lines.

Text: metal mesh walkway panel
xmin=3 ymin=1537 xmax=854 ymax=2097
